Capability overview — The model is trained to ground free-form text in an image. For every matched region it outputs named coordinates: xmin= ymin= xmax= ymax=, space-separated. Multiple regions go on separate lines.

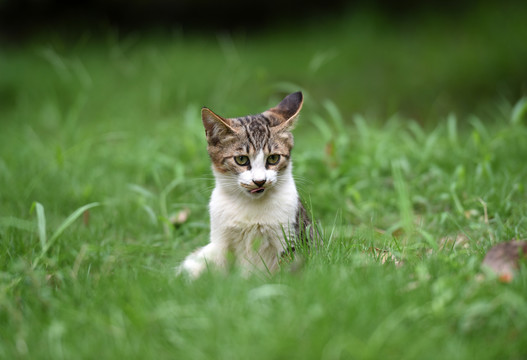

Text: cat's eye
xmin=266 ymin=154 xmax=281 ymax=165
xmin=234 ymin=155 xmax=250 ymax=166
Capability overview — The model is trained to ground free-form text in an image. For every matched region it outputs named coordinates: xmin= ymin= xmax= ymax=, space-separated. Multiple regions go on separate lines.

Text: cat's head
xmin=202 ymin=92 xmax=303 ymax=199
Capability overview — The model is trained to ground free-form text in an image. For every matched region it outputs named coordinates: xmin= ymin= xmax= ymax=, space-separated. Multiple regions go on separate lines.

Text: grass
xmin=1 ymin=5 xmax=527 ymax=359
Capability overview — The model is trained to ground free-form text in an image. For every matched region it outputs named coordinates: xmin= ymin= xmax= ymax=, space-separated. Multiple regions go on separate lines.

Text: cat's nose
xmin=253 ymin=179 xmax=266 ymax=187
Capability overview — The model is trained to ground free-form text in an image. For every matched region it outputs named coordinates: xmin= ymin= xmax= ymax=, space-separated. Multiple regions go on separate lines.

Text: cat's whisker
xmin=291 ymin=174 xmax=312 ymax=185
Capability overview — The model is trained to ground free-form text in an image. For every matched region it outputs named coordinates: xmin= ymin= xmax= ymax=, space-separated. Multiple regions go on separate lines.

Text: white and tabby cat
xmin=178 ymin=92 xmax=314 ymax=278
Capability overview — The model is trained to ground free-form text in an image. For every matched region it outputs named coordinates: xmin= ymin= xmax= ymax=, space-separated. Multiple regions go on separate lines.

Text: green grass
xmin=2 ymin=5 xmax=527 ymax=359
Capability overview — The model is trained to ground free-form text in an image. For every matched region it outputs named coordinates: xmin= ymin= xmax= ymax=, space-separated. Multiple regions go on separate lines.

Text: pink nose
xmin=253 ymin=180 xmax=266 ymax=187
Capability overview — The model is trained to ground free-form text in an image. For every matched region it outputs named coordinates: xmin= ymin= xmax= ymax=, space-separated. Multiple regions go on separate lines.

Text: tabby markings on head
xmin=201 ymin=92 xmax=301 ymax=198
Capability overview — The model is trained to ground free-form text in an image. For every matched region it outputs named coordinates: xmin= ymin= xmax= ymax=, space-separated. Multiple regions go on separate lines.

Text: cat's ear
xmin=266 ymin=91 xmax=304 ymax=131
xmin=202 ymin=107 xmax=237 ymax=141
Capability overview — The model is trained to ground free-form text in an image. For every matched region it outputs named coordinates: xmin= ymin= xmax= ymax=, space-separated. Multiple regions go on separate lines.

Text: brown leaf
xmin=482 ymin=240 xmax=527 ymax=282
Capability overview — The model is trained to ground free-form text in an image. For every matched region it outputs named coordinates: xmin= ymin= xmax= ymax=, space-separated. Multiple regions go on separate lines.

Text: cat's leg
xmin=177 ymin=242 xmax=228 ymax=279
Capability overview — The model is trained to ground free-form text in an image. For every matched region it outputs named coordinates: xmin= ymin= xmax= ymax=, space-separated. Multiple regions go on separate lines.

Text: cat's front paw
xmin=176 ymin=243 xmax=228 ymax=279
xmin=175 ymin=256 xmax=207 ymax=280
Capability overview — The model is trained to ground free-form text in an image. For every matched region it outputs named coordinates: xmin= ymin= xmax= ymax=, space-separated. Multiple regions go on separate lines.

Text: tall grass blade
xmin=160 ymin=178 xmax=181 ymax=238
xmin=511 ymin=97 xmax=527 ymax=125
xmin=323 ymin=99 xmax=345 ymax=133
xmin=35 ymin=202 xmax=47 ymax=250
xmin=128 ymin=184 xmax=155 ymax=199
xmin=32 ymin=202 xmax=100 ymax=270
xmin=30 ymin=202 xmax=47 ymax=250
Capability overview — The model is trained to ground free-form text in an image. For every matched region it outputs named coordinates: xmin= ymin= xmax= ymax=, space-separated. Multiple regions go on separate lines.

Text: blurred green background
xmin=1 ymin=0 xmax=526 ymax=123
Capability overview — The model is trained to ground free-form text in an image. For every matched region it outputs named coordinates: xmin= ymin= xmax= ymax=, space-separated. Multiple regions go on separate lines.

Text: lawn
xmin=1 ymin=4 xmax=527 ymax=359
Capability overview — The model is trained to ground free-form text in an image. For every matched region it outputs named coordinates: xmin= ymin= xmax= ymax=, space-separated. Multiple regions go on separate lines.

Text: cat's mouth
xmin=240 ymin=183 xmax=269 ymax=195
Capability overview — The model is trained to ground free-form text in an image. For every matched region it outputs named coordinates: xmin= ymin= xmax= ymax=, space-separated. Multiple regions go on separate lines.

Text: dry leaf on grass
xmin=438 ymin=233 xmax=470 ymax=251
xmin=482 ymin=240 xmax=527 ymax=283
xmin=369 ymin=247 xmax=404 ymax=267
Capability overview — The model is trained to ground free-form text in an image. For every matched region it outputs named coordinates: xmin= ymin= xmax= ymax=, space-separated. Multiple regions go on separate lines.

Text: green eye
xmin=234 ymin=155 xmax=250 ymax=166
xmin=267 ymin=154 xmax=281 ymax=165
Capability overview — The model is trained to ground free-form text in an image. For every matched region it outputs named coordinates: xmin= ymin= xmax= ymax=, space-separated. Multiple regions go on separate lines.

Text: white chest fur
xmin=178 ymin=167 xmax=299 ymax=278
xmin=209 ymin=169 xmax=299 ymax=272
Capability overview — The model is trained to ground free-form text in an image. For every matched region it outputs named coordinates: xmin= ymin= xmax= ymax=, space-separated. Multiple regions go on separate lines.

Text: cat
xmin=177 ymin=91 xmax=315 ymax=278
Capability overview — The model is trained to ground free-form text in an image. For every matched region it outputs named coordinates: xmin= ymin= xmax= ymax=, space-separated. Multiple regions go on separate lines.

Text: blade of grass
xmin=34 ymin=202 xmax=47 ymax=250
xmin=32 ymin=202 xmax=100 ymax=270
xmin=511 ymin=97 xmax=527 ymax=125
xmin=159 ymin=178 xmax=181 ymax=238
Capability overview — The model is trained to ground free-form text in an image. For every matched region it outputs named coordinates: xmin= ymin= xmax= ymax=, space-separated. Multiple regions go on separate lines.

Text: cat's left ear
xmin=201 ymin=107 xmax=237 ymax=142
xmin=266 ymin=91 xmax=304 ymax=131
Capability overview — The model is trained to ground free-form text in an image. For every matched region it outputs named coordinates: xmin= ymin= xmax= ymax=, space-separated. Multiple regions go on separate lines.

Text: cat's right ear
xmin=266 ymin=91 xmax=304 ymax=131
xmin=201 ymin=108 xmax=236 ymax=141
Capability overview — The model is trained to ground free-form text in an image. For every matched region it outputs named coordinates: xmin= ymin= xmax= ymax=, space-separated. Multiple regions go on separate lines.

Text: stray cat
xmin=177 ymin=92 xmax=315 ymax=278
